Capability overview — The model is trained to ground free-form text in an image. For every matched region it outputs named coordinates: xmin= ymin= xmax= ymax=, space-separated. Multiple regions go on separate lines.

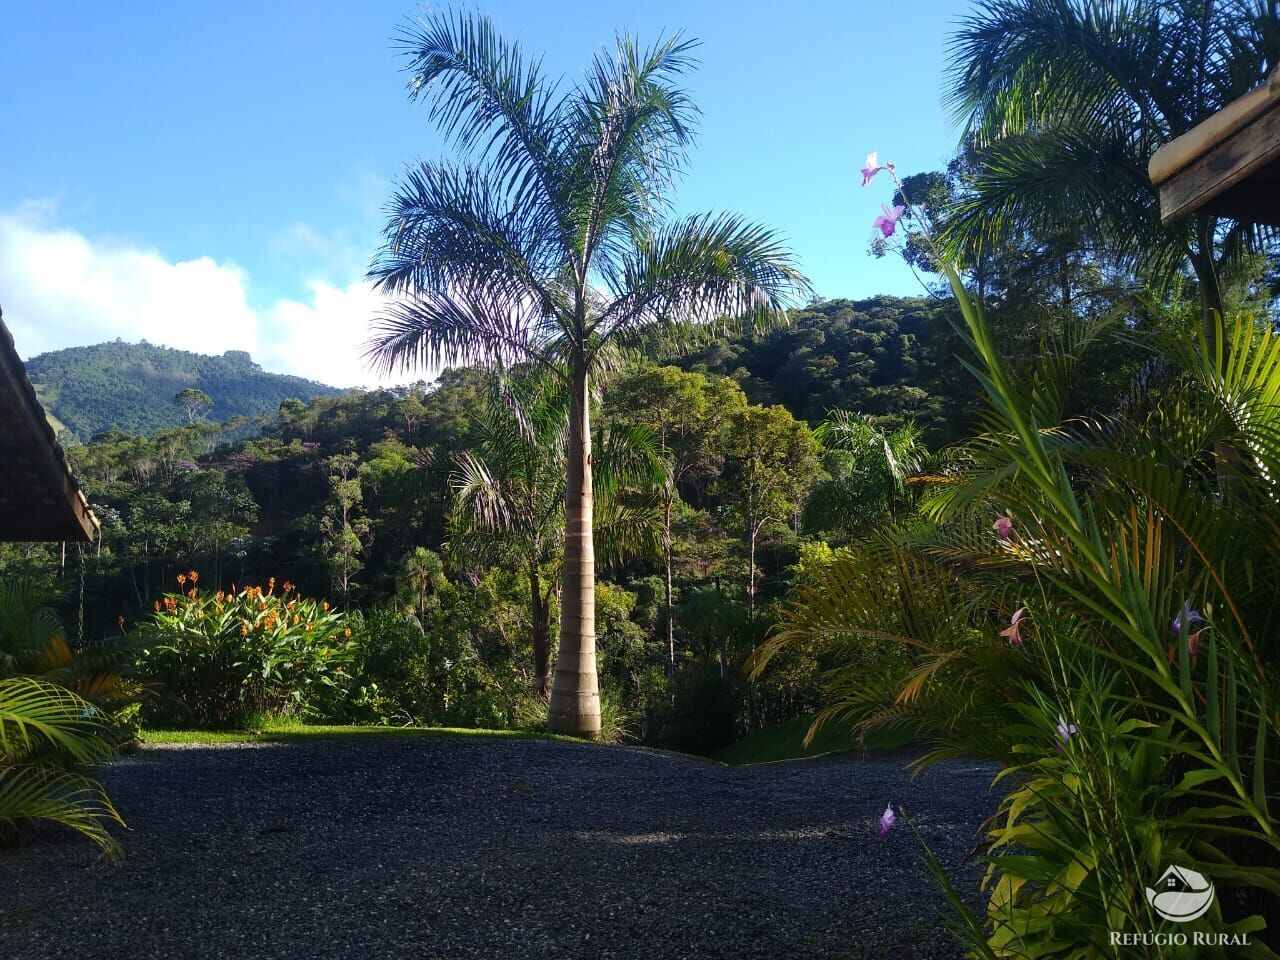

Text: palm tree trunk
xmin=663 ymin=489 xmax=675 ymax=679
xmin=529 ymin=564 xmax=552 ymax=700
xmin=548 ymin=359 xmax=601 ymax=737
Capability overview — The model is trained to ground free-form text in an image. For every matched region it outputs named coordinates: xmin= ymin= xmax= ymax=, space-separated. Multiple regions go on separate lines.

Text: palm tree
xmin=945 ymin=0 xmax=1279 ymax=333
xmin=805 ymin=411 xmax=925 ymax=533
xmin=367 ymin=11 xmax=809 ymax=735
xmin=448 ymin=373 xmax=662 ymax=699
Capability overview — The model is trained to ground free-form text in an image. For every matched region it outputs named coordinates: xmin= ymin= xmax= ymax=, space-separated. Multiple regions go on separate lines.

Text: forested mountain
xmin=21 ymin=296 xmax=965 ymax=445
xmin=673 ymin=296 xmax=970 ymax=444
xmin=24 ymin=339 xmax=341 ymax=441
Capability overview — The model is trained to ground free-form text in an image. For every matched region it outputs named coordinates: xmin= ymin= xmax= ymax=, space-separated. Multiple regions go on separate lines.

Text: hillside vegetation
xmin=24 ymin=339 xmax=340 ymax=440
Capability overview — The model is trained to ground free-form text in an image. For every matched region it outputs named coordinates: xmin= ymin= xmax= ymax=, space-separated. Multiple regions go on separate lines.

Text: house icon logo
xmin=1145 ymin=865 xmax=1215 ymax=922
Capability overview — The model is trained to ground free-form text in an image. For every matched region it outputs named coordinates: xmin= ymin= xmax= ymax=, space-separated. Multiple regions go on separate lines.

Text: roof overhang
xmin=1149 ymin=67 xmax=1280 ymax=226
xmin=0 ymin=312 xmax=99 ymax=542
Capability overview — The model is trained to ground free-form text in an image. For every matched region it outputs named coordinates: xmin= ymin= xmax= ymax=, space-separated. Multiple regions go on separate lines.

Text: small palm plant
xmin=0 ymin=677 xmax=122 ymax=853
xmin=804 ymin=411 xmax=925 ymax=534
xmin=366 ymin=9 xmax=809 ymax=735
xmin=0 ymin=579 xmax=127 ymax=853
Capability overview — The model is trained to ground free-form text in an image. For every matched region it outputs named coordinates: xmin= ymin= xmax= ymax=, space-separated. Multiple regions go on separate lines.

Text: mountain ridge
xmin=24 ymin=339 xmax=342 ymax=441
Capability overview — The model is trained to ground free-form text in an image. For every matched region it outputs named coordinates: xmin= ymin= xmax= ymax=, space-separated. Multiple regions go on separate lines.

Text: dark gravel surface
xmin=2 ymin=738 xmax=999 ymax=959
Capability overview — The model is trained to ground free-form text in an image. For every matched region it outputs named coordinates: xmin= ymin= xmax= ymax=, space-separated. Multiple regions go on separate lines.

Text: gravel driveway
xmin=1 ymin=737 xmax=999 ymax=959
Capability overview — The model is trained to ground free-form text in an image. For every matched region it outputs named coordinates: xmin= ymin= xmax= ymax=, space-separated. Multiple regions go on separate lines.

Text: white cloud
xmin=0 ymin=206 xmax=432 ymax=388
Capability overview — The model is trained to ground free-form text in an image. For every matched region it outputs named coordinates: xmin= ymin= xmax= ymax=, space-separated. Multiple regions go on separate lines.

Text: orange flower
xmin=216 ymin=591 xmax=225 ymax=602
xmin=322 ymin=601 xmax=329 ymax=612
xmin=154 ymin=600 xmax=161 ymax=612
xmin=283 ymin=581 xmax=294 ymax=594
xmin=240 ymin=623 xmax=248 ymax=636
xmin=188 ymin=588 xmax=197 ymax=599
xmin=305 ymin=621 xmax=313 ymax=631
xmin=343 ymin=628 xmax=352 ymax=638
xmin=117 ymin=615 xmax=126 ymax=630
xmin=177 ymin=573 xmax=187 ymax=587
xmin=188 ymin=570 xmax=199 ymax=584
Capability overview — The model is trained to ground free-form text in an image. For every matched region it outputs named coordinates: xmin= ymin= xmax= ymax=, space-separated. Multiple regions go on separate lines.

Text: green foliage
xmin=759 ymin=250 xmax=1280 ymax=950
xmin=332 ymin=604 xmax=518 ymax=730
xmin=138 ymin=577 xmax=354 ymax=728
xmin=26 ymin=339 xmax=339 ymax=441
xmin=805 ymin=411 xmax=925 ymax=535
xmin=676 ymin=296 xmax=963 ymax=441
xmin=0 ymin=677 xmax=123 ymax=854
xmin=0 ymin=581 xmax=128 ymax=853
xmin=945 ymin=0 xmax=1280 ymax=317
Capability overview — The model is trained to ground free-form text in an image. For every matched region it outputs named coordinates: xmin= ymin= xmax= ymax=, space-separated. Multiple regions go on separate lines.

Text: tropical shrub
xmin=138 ymin=575 xmax=354 ymax=728
xmin=327 ymin=603 xmax=517 ymax=729
xmin=756 ymin=161 xmax=1280 ymax=954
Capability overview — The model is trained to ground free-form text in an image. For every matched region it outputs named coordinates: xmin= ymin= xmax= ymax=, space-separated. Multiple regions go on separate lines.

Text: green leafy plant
xmin=758 ymin=158 xmax=1280 ymax=954
xmin=0 ymin=578 xmax=131 ymax=852
xmin=139 ymin=574 xmax=354 ymax=728
xmin=0 ymin=677 xmax=123 ymax=854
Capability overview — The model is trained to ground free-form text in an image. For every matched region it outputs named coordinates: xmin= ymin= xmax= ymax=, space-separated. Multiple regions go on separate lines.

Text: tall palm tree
xmin=367 ymin=11 xmax=809 ymax=735
xmin=945 ymin=0 xmax=1279 ymax=333
xmin=449 ymin=372 xmax=662 ymax=699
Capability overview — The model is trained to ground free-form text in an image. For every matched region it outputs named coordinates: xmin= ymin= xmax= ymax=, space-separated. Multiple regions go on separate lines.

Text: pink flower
xmin=878 ymin=803 xmax=896 ymax=836
xmin=1000 ymin=607 xmax=1026 ymax=648
xmin=860 ymin=151 xmax=885 ymax=187
xmin=993 ymin=516 xmax=1014 ymax=540
xmin=873 ymin=203 xmax=905 ymax=238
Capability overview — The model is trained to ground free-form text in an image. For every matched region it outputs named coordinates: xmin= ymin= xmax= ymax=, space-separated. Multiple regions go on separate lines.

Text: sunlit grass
xmin=714 ymin=714 xmax=911 ymax=766
xmin=142 ymin=721 xmax=579 ymax=747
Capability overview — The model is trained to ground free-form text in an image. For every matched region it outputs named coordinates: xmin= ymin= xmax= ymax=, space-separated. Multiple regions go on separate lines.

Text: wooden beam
xmin=1158 ymin=103 xmax=1280 ymax=226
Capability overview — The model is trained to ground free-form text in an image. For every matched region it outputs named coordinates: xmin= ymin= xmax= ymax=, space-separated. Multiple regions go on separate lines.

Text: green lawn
xmin=714 ymin=714 xmax=911 ymax=766
xmin=142 ymin=722 xmax=577 ymax=747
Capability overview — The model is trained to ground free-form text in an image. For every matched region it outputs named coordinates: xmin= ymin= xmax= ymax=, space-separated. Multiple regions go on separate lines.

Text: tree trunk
xmin=663 ymin=490 xmax=675 ymax=679
xmin=529 ymin=564 xmax=552 ymax=700
xmin=548 ymin=359 xmax=601 ymax=737
xmin=1192 ymin=222 xmax=1225 ymax=350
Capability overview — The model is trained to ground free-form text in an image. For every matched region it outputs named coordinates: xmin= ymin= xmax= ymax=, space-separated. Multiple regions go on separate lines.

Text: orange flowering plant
xmin=138 ymin=573 xmax=355 ymax=728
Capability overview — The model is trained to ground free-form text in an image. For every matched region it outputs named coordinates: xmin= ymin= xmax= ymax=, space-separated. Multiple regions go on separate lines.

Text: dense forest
xmin=24 ymin=339 xmax=340 ymax=440
xmin=0 ymin=289 xmax=1154 ymax=752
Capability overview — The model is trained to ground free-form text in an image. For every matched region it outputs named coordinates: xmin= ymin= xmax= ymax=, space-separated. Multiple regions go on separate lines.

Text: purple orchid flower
xmin=993 ymin=516 xmax=1014 ymax=540
xmin=1001 ymin=607 xmax=1026 ymax=648
xmin=873 ymin=203 xmax=905 ymax=238
xmin=860 ymin=151 xmax=885 ymax=187
xmin=1172 ymin=609 xmax=1198 ymax=640
xmin=878 ymin=803 xmax=896 ymax=836
xmin=1055 ymin=714 xmax=1078 ymax=750
xmin=1172 ymin=602 xmax=1206 ymax=658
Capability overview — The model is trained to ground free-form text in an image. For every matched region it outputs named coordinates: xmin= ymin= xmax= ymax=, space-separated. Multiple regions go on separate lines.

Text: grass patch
xmin=142 ymin=721 xmax=578 ymax=747
xmin=714 ymin=714 xmax=911 ymax=766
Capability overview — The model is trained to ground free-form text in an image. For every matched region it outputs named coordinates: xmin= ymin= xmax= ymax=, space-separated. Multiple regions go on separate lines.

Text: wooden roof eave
xmin=0 ymin=313 xmax=99 ymax=542
xmin=1149 ymin=68 xmax=1280 ymax=227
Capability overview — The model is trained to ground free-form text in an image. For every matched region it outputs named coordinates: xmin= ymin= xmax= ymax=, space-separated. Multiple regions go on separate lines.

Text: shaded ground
xmin=1 ymin=737 xmax=999 ymax=959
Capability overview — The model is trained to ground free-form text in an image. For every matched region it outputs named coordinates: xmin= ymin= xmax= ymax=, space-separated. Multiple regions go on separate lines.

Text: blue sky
xmin=0 ymin=0 xmax=971 ymax=385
